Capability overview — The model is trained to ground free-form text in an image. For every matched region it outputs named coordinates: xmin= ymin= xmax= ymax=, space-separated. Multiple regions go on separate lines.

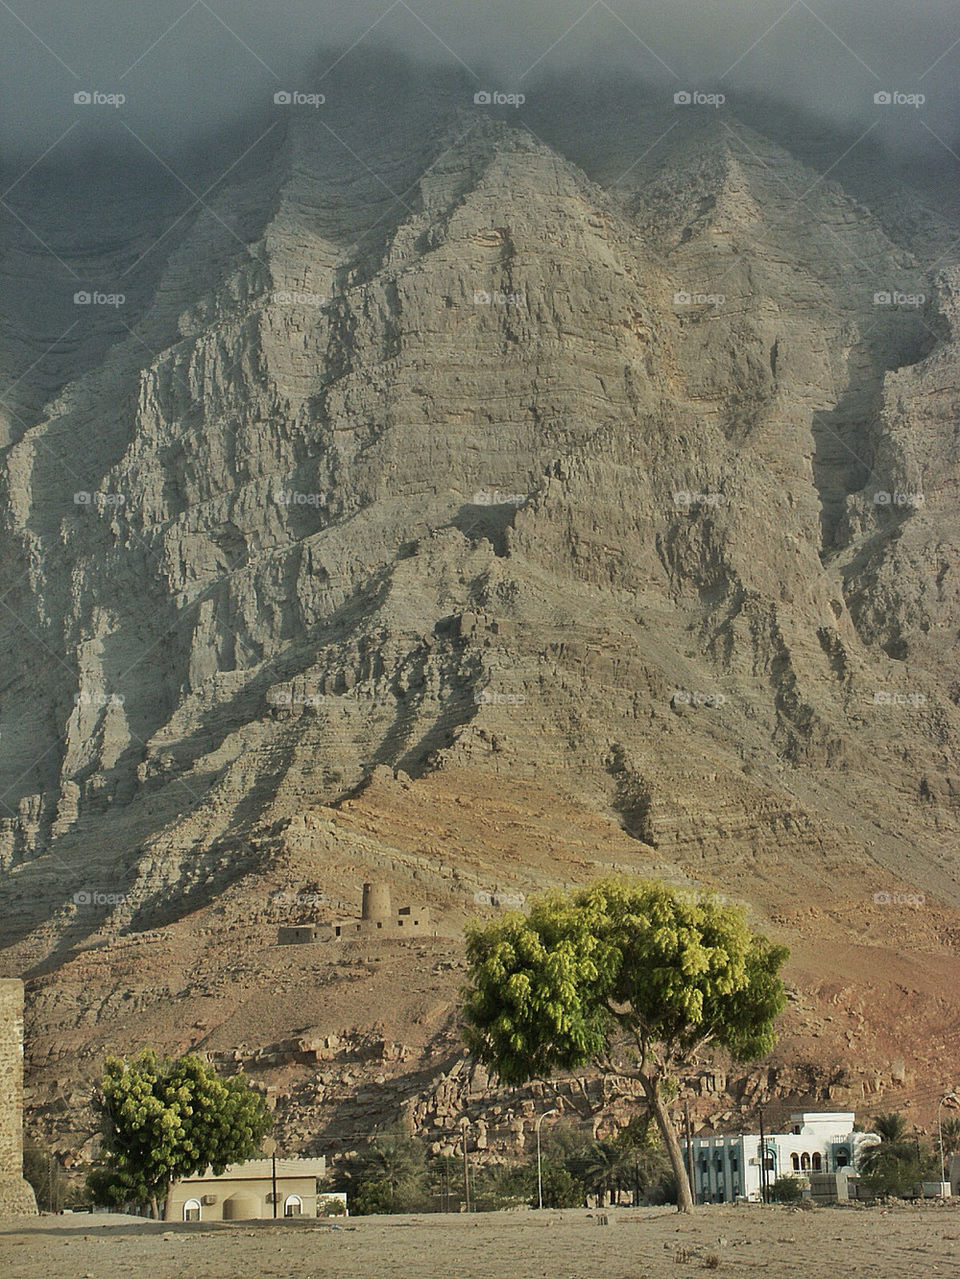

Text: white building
xmin=682 ymin=1112 xmax=879 ymax=1204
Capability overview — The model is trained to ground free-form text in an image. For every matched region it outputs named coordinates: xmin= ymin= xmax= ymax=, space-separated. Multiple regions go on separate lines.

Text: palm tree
xmin=573 ymin=1138 xmax=630 ymax=1206
xmin=858 ymin=1112 xmax=909 ymax=1174
xmin=941 ymin=1117 xmax=960 ymax=1154
xmin=859 ymin=1110 xmax=934 ymax=1189
xmin=358 ymin=1132 xmax=426 ymax=1192
xmin=872 ymin=1112 xmax=908 ymax=1143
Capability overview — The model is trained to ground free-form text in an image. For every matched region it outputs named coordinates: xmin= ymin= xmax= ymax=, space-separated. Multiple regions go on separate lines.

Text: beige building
xmin=165 ymin=1157 xmax=327 ymax=1221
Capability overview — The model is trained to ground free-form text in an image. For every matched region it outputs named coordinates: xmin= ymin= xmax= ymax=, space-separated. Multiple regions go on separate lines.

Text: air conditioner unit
xmin=201 ymin=1194 xmax=217 ymax=1205
xmin=748 ymin=1158 xmax=760 ymax=1166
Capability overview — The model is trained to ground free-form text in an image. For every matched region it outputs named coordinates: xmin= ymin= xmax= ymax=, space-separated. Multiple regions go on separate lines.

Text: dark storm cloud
xmin=0 ymin=0 xmax=957 ymax=163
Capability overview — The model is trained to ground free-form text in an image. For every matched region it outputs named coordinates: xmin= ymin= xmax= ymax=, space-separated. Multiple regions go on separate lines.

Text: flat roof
xmin=177 ymin=1158 xmax=327 ymax=1183
xmin=789 ymin=1112 xmax=855 ymax=1122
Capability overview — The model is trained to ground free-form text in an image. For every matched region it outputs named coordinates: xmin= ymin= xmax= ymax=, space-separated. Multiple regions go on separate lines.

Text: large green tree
xmin=462 ymin=878 xmax=788 ymax=1212
xmin=88 ymin=1049 xmax=272 ymax=1217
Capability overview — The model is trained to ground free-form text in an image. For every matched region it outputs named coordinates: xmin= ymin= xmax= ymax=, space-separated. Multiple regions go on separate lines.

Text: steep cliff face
xmin=1 ymin=65 xmax=959 ymax=1139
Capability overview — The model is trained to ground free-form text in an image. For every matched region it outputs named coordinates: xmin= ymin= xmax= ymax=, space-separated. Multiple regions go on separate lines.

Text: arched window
xmin=812 ymin=1152 xmax=822 ymax=1171
xmin=283 ymin=1194 xmax=303 ymax=1217
xmin=183 ymin=1198 xmax=201 ymax=1222
xmin=791 ymin=1154 xmax=800 ymax=1171
xmin=800 ymin=1152 xmax=811 ymax=1171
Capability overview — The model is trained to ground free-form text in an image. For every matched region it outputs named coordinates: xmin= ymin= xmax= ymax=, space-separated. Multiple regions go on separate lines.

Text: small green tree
xmin=859 ymin=1147 xmax=937 ymax=1199
xmin=534 ymin=1162 xmax=583 ymax=1208
xmin=462 ymin=878 xmax=788 ymax=1212
xmin=770 ymin=1174 xmax=804 ymax=1203
xmin=88 ymin=1049 xmax=272 ymax=1217
xmin=350 ymin=1178 xmax=401 ymax=1215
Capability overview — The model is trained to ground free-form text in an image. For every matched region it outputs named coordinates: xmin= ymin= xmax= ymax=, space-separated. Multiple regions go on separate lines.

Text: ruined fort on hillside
xmin=278 ymin=881 xmax=436 ymax=945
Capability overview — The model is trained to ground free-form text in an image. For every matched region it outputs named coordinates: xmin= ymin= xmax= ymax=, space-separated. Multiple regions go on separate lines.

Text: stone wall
xmin=0 ymin=978 xmax=38 ymax=1214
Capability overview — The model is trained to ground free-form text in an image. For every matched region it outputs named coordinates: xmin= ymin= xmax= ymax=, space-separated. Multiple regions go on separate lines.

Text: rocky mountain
xmin=1 ymin=55 xmax=958 ymax=1160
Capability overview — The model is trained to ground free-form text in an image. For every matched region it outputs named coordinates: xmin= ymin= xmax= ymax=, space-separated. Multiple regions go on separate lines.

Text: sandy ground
xmin=2 ymin=1203 xmax=959 ymax=1279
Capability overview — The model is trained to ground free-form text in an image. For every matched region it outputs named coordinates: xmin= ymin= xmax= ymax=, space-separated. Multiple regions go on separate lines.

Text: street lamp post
xmin=937 ymin=1090 xmax=959 ymax=1187
xmin=536 ymin=1109 xmax=558 ymax=1209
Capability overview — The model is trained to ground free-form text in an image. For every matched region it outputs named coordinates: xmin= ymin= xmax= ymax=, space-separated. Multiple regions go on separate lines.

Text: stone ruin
xmin=278 ymin=880 xmax=435 ymax=945
xmin=0 ymin=978 xmax=38 ymax=1214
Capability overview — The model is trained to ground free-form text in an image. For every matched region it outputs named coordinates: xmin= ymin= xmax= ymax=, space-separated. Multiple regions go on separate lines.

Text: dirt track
xmin=3 ymin=1202 xmax=959 ymax=1279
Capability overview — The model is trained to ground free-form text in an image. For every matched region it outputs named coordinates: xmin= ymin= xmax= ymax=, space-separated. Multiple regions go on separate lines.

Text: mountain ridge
xmin=1 ymin=61 xmax=958 ymax=1158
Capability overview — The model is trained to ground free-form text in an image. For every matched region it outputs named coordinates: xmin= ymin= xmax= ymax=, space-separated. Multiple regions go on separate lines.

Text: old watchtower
xmin=361 ymin=880 xmax=392 ymax=924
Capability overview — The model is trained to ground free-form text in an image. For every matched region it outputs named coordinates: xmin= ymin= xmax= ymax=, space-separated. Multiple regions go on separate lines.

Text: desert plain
xmin=2 ymin=1202 xmax=959 ymax=1279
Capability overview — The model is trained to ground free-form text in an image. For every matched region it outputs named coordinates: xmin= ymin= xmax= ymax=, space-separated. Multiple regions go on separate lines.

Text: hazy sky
xmin=1 ymin=0 xmax=957 ymax=162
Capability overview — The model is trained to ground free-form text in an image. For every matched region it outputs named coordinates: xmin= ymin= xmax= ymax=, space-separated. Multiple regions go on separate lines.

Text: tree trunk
xmin=642 ymin=1076 xmax=695 ymax=1212
xmin=152 ymin=1182 xmax=169 ymax=1221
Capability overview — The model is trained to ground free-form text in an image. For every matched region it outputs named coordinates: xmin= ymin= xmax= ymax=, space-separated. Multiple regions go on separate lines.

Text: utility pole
xmin=263 ymin=1137 xmax=279 ymax=1218
xmin=758 ymin=1108 xmax=767 ymax=1204
xmin=461 ymin=1120 xmax=471 ymax=1212
xmin=684 ymin=1101 xmax=697 ymax=1207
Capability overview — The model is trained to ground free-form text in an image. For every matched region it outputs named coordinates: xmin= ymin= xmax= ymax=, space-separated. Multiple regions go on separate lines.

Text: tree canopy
xmin=88 ymin=1049 xmax=272 ymax=1217
xmin=462 ymin=878 xmax=789 ymax=1211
